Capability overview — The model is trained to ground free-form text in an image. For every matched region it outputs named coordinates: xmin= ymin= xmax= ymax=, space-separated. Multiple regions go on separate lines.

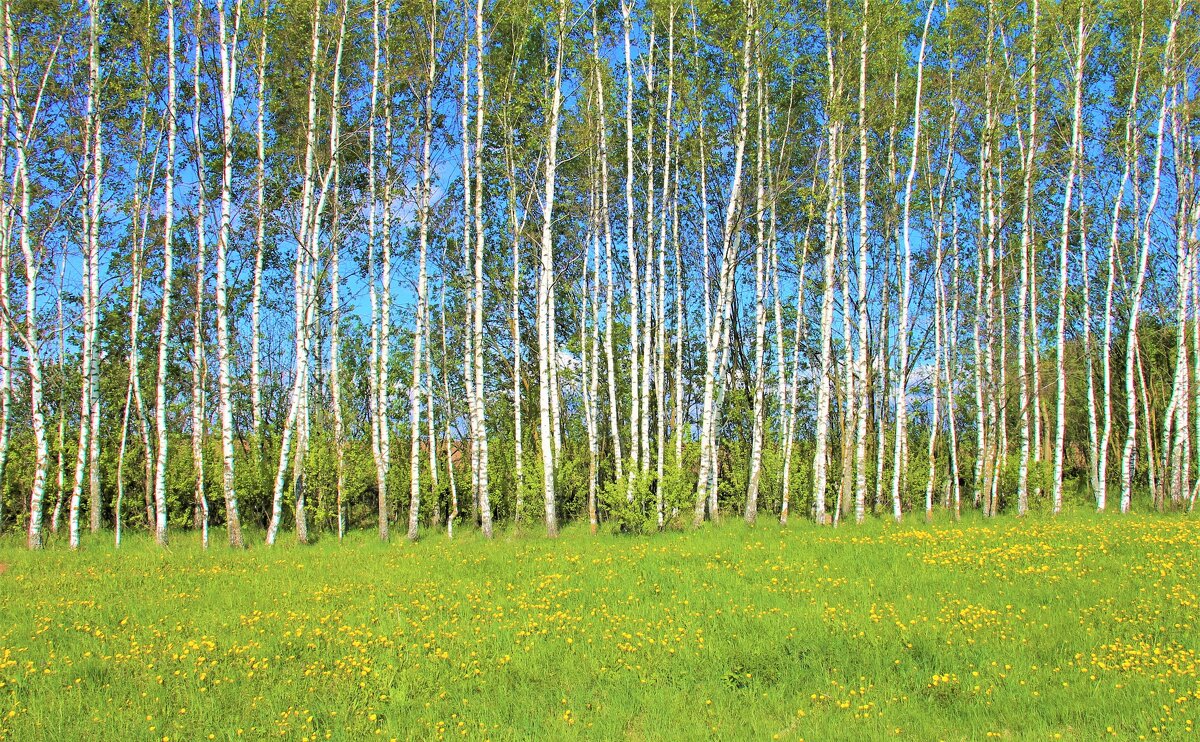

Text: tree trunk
xmin=538 ymin=0 xmax=567 ymax=537
xmin=593 ymin=6 xmax=624 ymax=487
xmin=190 ymin=6 xmax=209 ymax=546
xmin=408 ymin=0 xmax=436 ymax=541
xmin=151 ymin=0 xmax=178 ymax=546
xmin=215 ymin=0 xmax=244 ymax=547
xmin=745 ymin=25 xmax=767 ymax=525
xmin=1121 ymin=11 xmax=1177 ymax=513
xmin=890 ymin=1 xmax=934 ymax=523
xmin=1052 ymin=2 xmax=1085 ymax=514
xmin=622 ymin=0 xmax=640 ymax=485
xmin=472 ymin=0 xmax=493 ymax=537
xmin=853 ymin=0 xmax=870 ymax=524
xmin=694 ymin=0 xmax=752 ymax=527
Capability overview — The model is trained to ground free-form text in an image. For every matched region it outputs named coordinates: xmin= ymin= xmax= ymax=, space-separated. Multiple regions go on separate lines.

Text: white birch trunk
xmin=504 ymin=115 xmax=526 ymax=523
xmin=459 ymin=15 xmax=478 ymax=523
xmin=812 ymin=0 xmax=839 ymax=526
xmin=694 ymin=1 xmax=752 ymax=526
xmin=1121 ymin=11 xmax=1178 ymax=513
xmin=853 ymin=0 xmax=870 ymax=524
xmin=538 ymin=0 xmax=567 ymax=536
xmin=745 ymin=26 xmax=767 ymax=524
xmin=267 ymin=0 xmax=322 ymax=544
xmin=190 ymin=8 xmax=209 ymax=546
xmin=407 ymin=0 xmax=436 ymax=541
xmin=367 ymin=0 xmax=389 ymax=540
xmin=890 ymin=1 xmax=934 ymax=523
xmin=215 ymin=0 xmax=244 ymax=547
xmin=780 ymin=212 xmax=811 ymax=525
xmin=622 ymin=0 xmax=640 ymax=483
xmin=1015 ymin=0 xmax=1039 ymax=517
xmin=151 ymin=0 xmax=177 ymax=545
xmin=329 ymin=0 xmax=348 ymax=539
xmin=583 ymin=164 xmax=600 ymax=532
xmin=593 ymin=7 xmax=624 ymax=485
xmin=472 ymin=0 xmax=493 ymax=537
xmin=115 ymin=96 xmax=159 ymax=546
xmin=0 ymin=88 xmax=9 ymax=536
xmin=639 ymin=28 xmax=656 ymax=481
xmin=86 ymin=0 xmax=102 ymax=536
xmin=655 ymin=13 xmax=674 ymax=526
xmin=2 ymin=6 xmax=50 ymax=548
xmin=1052 ymin=4 xmax=1085 ymax=515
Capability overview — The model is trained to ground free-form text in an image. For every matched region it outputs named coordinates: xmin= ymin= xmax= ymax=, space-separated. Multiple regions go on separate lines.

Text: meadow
xmin=0 ymin=513 xmax=1197 ymax=740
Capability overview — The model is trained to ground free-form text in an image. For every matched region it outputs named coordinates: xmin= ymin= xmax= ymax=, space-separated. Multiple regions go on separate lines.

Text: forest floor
xmin=0 ymin=511 xmax=1197 ymax=740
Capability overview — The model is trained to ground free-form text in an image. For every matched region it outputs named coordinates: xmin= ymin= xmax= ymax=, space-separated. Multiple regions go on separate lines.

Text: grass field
xmin=1 ymin=512 xmax=1198 ymax=740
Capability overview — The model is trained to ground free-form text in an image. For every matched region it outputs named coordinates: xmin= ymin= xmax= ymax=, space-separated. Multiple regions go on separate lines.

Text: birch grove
xmin=0 ymin=0 xmax=1197 ymax=548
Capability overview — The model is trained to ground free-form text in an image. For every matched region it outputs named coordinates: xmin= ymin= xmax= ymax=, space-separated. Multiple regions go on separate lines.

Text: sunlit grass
xmin=1 ymin=510 xmax=1197 ymax=740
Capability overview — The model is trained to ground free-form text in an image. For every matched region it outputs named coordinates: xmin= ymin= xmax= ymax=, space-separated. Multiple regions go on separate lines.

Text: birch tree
xmin=1052 ymin=0 xmax=1087 ymax=515
xmin=537 ymin=0 xmax=566 ymax=536
xmin=189 ymin=2 xmax=209 ymax=546
xmin=693 ymin=0 xmax=752 ymax=527
xmin=3 ymin=0 xmax=54 ymax=548
xmin=1120 ymin=4 xmax=1178 ymax=513
xmin=215 ymin=0 xmax=245 ymax=547
xmin=151 ymin=0 xmax=178 ymax=546
xmin=407 ymin=0 xmax=436 ymax=541
xmin=812 ymin=0 xmax=839 ymax=526
xmin=471 ymin=0 xmax=493 ymax=537
xmin=890 ymin=0 xmax=934 ymax=524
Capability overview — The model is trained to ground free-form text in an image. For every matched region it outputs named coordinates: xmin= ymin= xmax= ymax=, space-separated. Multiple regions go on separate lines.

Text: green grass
xmin=1 ymin=512 xmax=1198 ymax=740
